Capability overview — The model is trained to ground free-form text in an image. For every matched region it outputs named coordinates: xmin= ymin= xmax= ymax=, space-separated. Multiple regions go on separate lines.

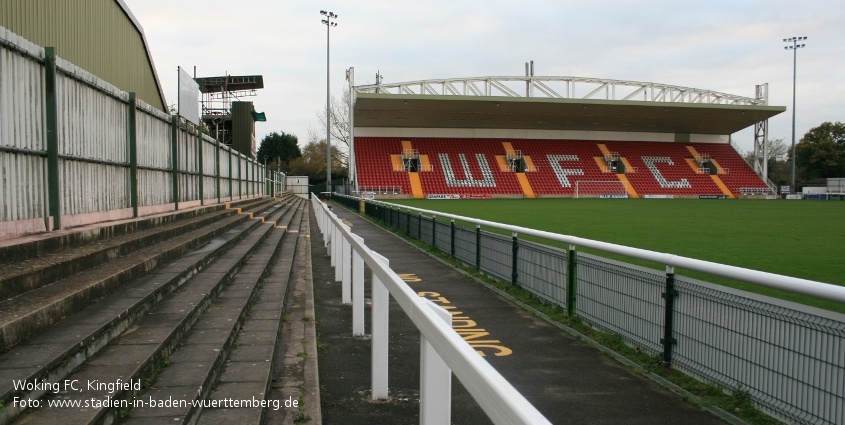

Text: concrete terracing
xmin=0 ymin=194 xmax=317 ymax=425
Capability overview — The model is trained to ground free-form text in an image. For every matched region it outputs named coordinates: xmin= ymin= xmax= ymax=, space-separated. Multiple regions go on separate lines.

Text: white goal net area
xmin=574 ymin=180 xmax=629 ymax=198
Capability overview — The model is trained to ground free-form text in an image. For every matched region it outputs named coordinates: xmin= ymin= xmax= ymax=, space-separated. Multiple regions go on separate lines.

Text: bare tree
xmin=744 ymin=138 xmax=791 ymax=185
xmin=315 ymin=89 xmax=351 ymax=169
xmin=307 ymin=126 xmax=347 ymax=168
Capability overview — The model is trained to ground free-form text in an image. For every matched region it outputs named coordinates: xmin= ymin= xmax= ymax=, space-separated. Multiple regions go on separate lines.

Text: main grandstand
xmin=346 ymin=76 xmax=786 ymax=199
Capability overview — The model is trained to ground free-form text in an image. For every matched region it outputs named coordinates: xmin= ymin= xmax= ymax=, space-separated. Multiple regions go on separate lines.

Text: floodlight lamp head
xmin=320 ymin=10 xmax=327 ymax=15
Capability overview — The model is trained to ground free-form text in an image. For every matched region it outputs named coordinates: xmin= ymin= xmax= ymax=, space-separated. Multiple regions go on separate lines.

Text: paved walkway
xmin=312 ymin=203 xmax=728 ymax=424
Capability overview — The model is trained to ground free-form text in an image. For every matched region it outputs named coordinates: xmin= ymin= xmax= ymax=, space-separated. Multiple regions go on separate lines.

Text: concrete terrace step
xmin=194 ymin=199 xmax=306 ymax=425
xmin=0 ymin=198 xmax=276 ymax=301
xmin=0 ymin=197 xmax=270 ymax=264
xmin=4 ymin=199 xmax=301 ymax=425
xmin=123 ymin=198 xmax=306 ymax=424
xmin=0 ymin=199 xmax=281 ymax=352
xmin=0 ymin=202 xmax=291 ymax=424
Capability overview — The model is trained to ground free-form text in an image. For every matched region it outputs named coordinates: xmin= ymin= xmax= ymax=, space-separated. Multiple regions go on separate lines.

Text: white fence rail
xmin=311 ymin=198 xmax=552 ymax=425
xmin=0 ymin=26 xmax=269 ymax=238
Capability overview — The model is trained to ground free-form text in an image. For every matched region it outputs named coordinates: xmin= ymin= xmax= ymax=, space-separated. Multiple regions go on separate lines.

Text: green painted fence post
xmin=127 ymin=93 xmax=138 ymax=217
xmin=238 ymin=154 xmax=242 ymax=199
xmin=432 ymin=216 xmax=437 ymax=247
xmin=567 ymin=244 xmax=577 ymax=316
xmin=215 ymin=143 xmax=221 ymax=203
xmin=450 ymin=219 xmax=456 ymax=258
xmin=44 ymin=47 xmax=60 ymax=230
xmin=170 ymin=116 xmax=179 ymax=210
xmin=511 ymin=232 xmax=519 ymax=285
xmin=661 ymin=266 xmax=678 ymax=366
xmin=475 ymin=224 xmax=481 ymax=271
xmin=197 ymin=129 xmax=204 ymax=206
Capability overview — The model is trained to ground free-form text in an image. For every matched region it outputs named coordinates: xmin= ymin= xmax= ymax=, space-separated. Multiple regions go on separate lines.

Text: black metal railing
xmin=354 ymin=196 xmax=844 ymax=425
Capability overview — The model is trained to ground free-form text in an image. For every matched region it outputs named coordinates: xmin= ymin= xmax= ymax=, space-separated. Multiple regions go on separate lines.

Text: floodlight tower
xmin=784 ymin=36 xmax=806 ymax=192
xmin=321 ymin=10 xmax=338 ymax=194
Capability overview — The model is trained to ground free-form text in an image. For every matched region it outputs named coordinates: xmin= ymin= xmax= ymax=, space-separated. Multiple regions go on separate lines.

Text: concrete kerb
xmin=269 ymin=203 xmax=321 ymax=425
xmin=301 ymin=212 xmax=322 ymax=424
xmin=330 ymin=201 xmax=747 ymax=425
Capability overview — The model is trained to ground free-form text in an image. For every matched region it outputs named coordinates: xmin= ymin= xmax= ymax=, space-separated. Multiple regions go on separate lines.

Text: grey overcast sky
xmin=124 ymin=0 xmax=844 ymax=154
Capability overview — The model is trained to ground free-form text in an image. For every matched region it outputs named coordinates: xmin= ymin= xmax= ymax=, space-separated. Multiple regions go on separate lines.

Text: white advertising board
xmin=178 ymin=66 xmax=200 ymax=124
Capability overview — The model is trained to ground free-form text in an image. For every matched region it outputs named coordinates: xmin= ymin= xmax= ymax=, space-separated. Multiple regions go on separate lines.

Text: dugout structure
xmin=344 ymin=73 xmax=785 ymax=199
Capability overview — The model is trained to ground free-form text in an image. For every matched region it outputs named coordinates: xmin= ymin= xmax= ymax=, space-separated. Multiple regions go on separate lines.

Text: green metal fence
xmin=0 ymin=26 xmax=269 ymax=238
xmin=353 ymin=197 xmax=845 ymax=425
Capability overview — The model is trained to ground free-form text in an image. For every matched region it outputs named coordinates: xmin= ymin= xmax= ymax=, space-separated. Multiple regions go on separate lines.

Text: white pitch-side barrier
xmin=312 ymin=198 xmax=552 ymax=425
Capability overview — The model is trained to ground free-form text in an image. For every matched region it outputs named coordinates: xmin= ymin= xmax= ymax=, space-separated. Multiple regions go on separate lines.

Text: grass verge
xmin=387 ymin=198 xmax=845 ymax=313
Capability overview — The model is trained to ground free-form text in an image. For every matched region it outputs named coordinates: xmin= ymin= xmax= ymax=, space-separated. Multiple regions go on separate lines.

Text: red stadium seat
xmin=354 ymin=138 xmax=768 ymax=197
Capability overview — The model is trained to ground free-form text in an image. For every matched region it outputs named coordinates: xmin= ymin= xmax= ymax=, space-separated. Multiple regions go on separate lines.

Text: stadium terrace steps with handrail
xmin=0 ymin=197 xmax=281 ymax=353
xmin=8 ymin=197 xmax=307 ymax=425
xmin=0 ymin=194 xmax=302 ymax=425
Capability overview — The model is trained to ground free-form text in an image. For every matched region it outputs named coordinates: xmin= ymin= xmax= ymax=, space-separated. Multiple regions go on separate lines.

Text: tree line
xmin=746 ymin=121 xmax=845 ymax=188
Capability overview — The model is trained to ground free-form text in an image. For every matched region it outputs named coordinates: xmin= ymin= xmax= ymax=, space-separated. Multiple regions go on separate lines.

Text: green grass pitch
xmin=387 ymin=198 xmax=845 ymax=313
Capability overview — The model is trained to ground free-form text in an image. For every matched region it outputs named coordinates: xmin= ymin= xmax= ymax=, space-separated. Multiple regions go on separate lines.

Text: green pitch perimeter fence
xmin=331 ymin=194 xmax=845 ymax=425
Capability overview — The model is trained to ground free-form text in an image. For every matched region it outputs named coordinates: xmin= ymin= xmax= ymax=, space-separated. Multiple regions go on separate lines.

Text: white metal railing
xmin=355 ymin=76 xmax=764 ymax=106
xmin=402 ymin=148 xmax=420 ymax=159
xmin=312 ymin=198 xmax=552 ymax=425
xmin=739 ymin=187 xmax=774 ymax=196
xmin=364 ymin=197 xmax=845 ymax=304
xmin=506 ymin=150 xmax=523 ymax=159
xmin=359 ymin=185 xmax=403 ymax=194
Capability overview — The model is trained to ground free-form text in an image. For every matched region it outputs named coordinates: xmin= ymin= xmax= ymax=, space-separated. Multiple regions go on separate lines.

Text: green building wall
xmin=1 ymin=0 xmax=166 ymax=111
xmin=232 ymin=101 xmax=256 ymax=158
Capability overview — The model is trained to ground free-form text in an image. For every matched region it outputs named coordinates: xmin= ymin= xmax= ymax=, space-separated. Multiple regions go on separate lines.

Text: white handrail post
xmin=352 ymin=233 xmax=365 ymax=335
xmin=342 ymin=228 xmax=352 ymax=304
xmin=329 ymin=219 xmax=337 ymax=266
xmin=334 ymin=222 xmax=343 ymax=281
xmin=320 ymin=208 xmax=326 ymax=241
xmin=371 ymin=252 xmax=390 ymax=400
xmin=420 ymin=298 xmax=452 ymax=425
